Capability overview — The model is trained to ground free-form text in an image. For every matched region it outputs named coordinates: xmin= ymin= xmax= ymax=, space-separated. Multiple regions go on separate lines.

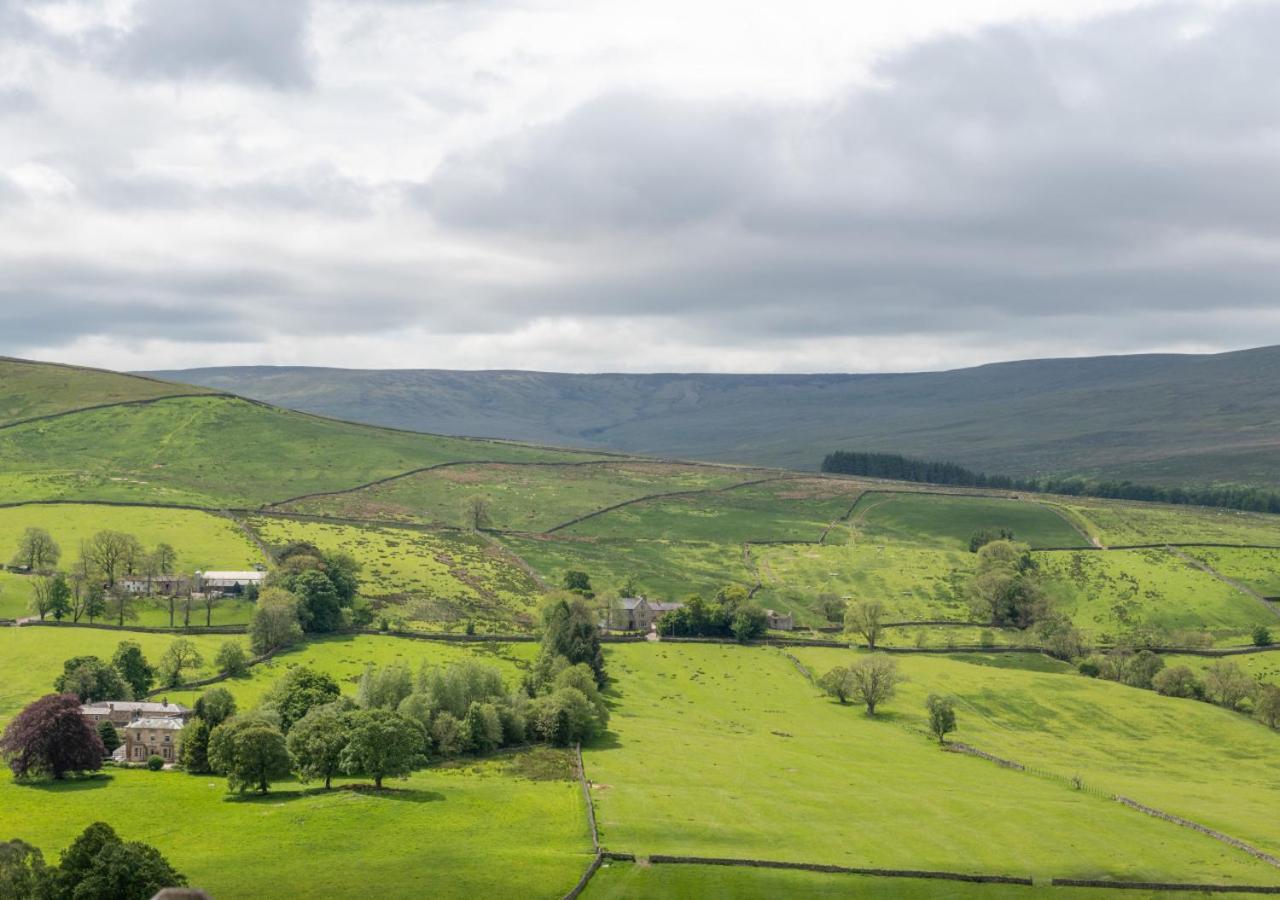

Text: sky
xmin=1 ymin=0 xmax=1278 ymax=374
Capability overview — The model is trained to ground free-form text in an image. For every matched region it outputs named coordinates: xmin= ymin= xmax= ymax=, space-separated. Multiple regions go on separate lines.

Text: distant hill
xmin=145 ymin=346 xmax=1280 ymax=486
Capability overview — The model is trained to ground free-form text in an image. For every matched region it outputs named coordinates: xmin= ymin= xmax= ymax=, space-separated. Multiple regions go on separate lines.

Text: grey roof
xmin=81 ymin=701 xmax=190 ymax=716
xmin=648 ymin=602 xmax=683 ymax=612
xmin=616 ymin=597 xmax=646 ymax=610
xmin=128 ymin=717 xmax=185 ymax=730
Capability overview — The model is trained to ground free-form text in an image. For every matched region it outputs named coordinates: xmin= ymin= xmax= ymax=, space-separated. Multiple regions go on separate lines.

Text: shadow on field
xmin=223 ymin=786 xmax=445 ymax=804
xmin=21 ymin=772 xmax=114 ymax=792
xmin=588 ymin=731 xmax=624 ymax=752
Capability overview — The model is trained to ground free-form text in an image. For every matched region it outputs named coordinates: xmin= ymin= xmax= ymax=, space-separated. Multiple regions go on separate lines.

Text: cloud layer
xmin=2 ymin=0 xmax=1279 ymax=372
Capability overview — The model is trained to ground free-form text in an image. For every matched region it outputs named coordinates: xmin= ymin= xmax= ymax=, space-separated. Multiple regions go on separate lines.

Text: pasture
xmin=281 ymin=461 xmax=758 ymax=532
xmin=0 ymin=627 xmax=243 ymax=723
xmin=584 ymin=643 xmax=1280 ymax=884
xmin=851 ymin=492 xmax=1089 ymax=550
xmin=1179 ymin=546 xmax=1280 ymax=597
xmin=1036 ymin=548 xmax=1274 ymax=641
xmin=794 ymin=648 xmax=1280 ymax=862
xmin=0 ymin=395 xmax=605 ymax=508
xmin=1059 ymin=500 xmax=1280 ymax=547
xmin=246 ymin=516 xmax=543 ymax=629
xmin=558 ymin=478 xmax=866 ymax=543
xmin=0 ymin=358 xmax=210 ymax=425
xmin=0 ymin=755 xmax=588 ymax=899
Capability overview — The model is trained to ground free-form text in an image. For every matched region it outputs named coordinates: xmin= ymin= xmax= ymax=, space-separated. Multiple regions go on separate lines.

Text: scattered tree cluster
xmin=0 ymin=823 xmax=186 ymax=900
xmin=821 ymin=450 xmax=1280 ymax=515
xmin=967 ymin=540 xmax=1048 ymax=629
xmin=52 ymin=638 xmax=218 ymax=701
xmin=265 ymin=542 xmax=367 ymax=634
xmin=1080 ymin=652 xmax=1277 ymax=728
xmin=655 ymin=585 xmax=769 ymax=641
xmin=818 ymin=655 xmax=904 ymax=716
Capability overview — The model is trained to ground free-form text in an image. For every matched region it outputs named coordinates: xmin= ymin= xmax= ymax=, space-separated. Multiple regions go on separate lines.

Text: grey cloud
xmin=112 ymin=0 xmax=314 ymax=89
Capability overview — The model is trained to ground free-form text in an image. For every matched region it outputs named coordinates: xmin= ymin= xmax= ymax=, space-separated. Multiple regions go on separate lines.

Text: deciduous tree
xmin=11 ymin=527 xmax=59 ymax=572
xmin=86 ymin=531 xmax=141 ymax=588
xmin=1254 ymin=684 xmax=1280 ymax=729
xmin=538 ymin=594 xmax=606 ymax=686
xmin=158 ymin=639 xmax=204 ymax=687
xmin=215 ymin=641 xmax=249 ymax=677
xmin=848 ymin=655 xmax=904 ymax=716
xmin=340 ymin=709 xmax=424 ymax=789
xmin=263 ymin=667 xmax=341 ymax=732
xmin=112 ymin=641 xmax=155 ymax=698
xmin=208 ymin=719 xmax=291 ymax=794
xmin=845 ymin=599 xmax=886 ymax=650
xmin=0 ymin=693 xmax=105 ymax=779
xmin=926 ymin=694 xmax=957 ymax=744
xmin=54 ymin=656 xmax=129 ymax=703
xmin=56 ymin=822 xmax=185 ymax=899
xmin=288 ymin=707 xmax=353 ymax=789
xmin=249 ymin=587 xmax=303 ymax=654
xmin=1202 ymin=660 xmax=1255 ymax=710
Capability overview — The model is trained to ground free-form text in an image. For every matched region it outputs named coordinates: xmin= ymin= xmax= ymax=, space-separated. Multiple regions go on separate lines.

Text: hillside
xmin=0 ymin=357 xmax=217 ymax=425
xmin=146 ymin=344 xmax=1280 ymax=486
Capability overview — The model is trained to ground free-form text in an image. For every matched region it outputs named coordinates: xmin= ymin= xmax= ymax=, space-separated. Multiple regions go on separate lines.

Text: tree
xmin=31 ymin=573 xmax=71 ymax=621
xmin=1255 ymin=684 xmax=1280 ymax=729
xmin=85 ymin=531 xmax=141 ymax=588
xmin=1123 ymin=649 xmax=1165 ymax=690
xmin=208 ymin=719 xmax=292 ymax=794
xmin=968 ymin=540 xmax=1047 ymax=628
xmin=178 ymin=719 xmax=212 ymax=773
xmin=563 ymin=570 xmax=592 ymax=596
xmin=818 ymin=666 xmax=855 ymax=704
xmin=158 ymin=638 xmax=204 ymax=687
xmin=96 ymin=720 xmax=121 ymax=754
xmin=194 ymin=687 xmax=238 ymax=728
xmin=845 ymin=600 xmax=887 ymax=650
xmin=356 ymin=663 xmax=413 ymax=710
xmin=0 ymin=838 xmax=50 ymax=899
xmin=463 ymin=495 xmax=492 ymax=532
xmin=817 ymin=593 xmax=846 ymax=624
xmin=55 ymin=822 xmax=185 ymax=899
xmin=112 ymin=641 xmax=155 ymax=698
xmin=969 ymin=528 xmax=1014 ymax=553
xmin=263 ymin=667 xmax=341 ymax=732
xmin=730 ymin=603 xmax=769 ymax=642
xmin=848 ymin=655 xmax=904 ymax=716
xmin=430 ymin=712 xmax=469 ymax=757
xmin=340 ymin=709 xmax=424 ymax=789
xmin=1253 ymin=625 xmax=1273 ymax=647
xmin=11 ymin=526 xmax=60 ymax=572
xmin=1202 ymin=660 xmax=1255 ymax=710
xmin=289 ymin=569 xmax=344 ymax=633
xmin=926 ymin=694 xmax=957 ymax=744
xmin=538 ymin=595 xmax=606 ymax=686
xmin=249 ymin=587 xmax=303 ymax=654
xmin=106 ymin=589 xmax=135 ymax=628
xmin=1152 ymin=665 xmax=1202 ymax=699
xmin=1036 ymin=614 xmax=1086 ymax=661
xmin=288 ymin=707 xmax=353 ymax=789
xmin=54 ymin=656 xmax=129 ymax=703
xmin=215 ymin=640 xmax=249 ymax=677
xmin=527 ymin=687 xmax=602 ymax=746
xmin=83 ymin=582 xmax=106 ymax=625
xmin=0 ymin=693 xmax=105 ymax=779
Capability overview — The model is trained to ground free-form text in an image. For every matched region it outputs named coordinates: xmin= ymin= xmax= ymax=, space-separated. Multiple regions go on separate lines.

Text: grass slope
xmin=853 ymin=492 xmax=1089 ymax=550
xmin=281 ymin=461 xmax=759 ymax=532
xmin=586 ymin=643 xmax=1279 ymax=884
xmin=0 ymin=755 xmax=588 ymax=899
xmin=0 ymin=395 xmax=608 ymax=508
xmin=1060 ymin=500 xmax=1280 ymax=547
xmin=247 ymin=516 xmax=543 ymax=629
xmin=0 ymin=358 xmax=210 ymax=425
xmin=795 ymin=648 xmax=1280 ymax=864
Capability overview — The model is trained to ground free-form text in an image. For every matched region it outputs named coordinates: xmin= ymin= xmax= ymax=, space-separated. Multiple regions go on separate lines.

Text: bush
xmin=1152 ymin=665 xmax=1202 ymax=699
xmin=215 ymin=641 xmax=249 ymax=677
xmin=1076 ymin=657 xmax=1102 ymax=678
xmin=146 ymin=755 xmax=165 ymax=771
xmin=1253 ymin=625 xmax=1273 ymax=647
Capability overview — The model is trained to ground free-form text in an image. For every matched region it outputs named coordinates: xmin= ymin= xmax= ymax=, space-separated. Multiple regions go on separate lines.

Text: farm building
xmin=81 ymin=699 xmax=191 ymax=729
xmin=765 ymin=609 xmax=795 ymax=631
xmin=120 ymin=717 xmax=184 ymax=764
xmin=197 ymin=570 xmax=266 ymax=596
xmin=118 ymin=574 xmax=190 ymax=595
xmin=607 ymin=597 xmax=683 ymax=632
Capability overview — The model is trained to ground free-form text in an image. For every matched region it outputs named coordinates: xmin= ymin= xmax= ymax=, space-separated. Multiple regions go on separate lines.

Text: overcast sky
xmin=2 ymin=0 xmax=1278 ymax=373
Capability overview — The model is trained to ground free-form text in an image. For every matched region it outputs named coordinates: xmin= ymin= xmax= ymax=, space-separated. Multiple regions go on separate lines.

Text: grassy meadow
xmin=247 ymin=516 xmax=543 ymax=629
xmin=0 ymin=755 xmax=589 ymax=899
xmin=281 ymin=461 xmax=760 ymax=532
xmin=584 ymin=643 xmax=1280 ymax=884
xmin=795 ymin=648 xmax=1280 ymax=862
xmin=0 ymin=359 xmax=211 ymax=425
xmin=0 ymin=395 xmax=607 ymax=508
xmin=1178 ymin=546 xmax=1280 ymax=596
xmin=1059 ymin=500 xmax=1280 ymax=547
xmin=851 ymin=492 xmax=1089 ymax=550
xmin=1036 ymin=548 xmax=1274 ymax=641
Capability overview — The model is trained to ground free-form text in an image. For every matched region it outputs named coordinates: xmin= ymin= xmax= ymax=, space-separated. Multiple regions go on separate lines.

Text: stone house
xmin=122 ymin=717 xmax=184 ymax=764
xmin=607 ymin=597 xmax=683 ymax=631
xmin=81 ymin=700 xmax=191 ymax=729
xmin=118 ymin=574 xmax=189 ymax=596
xmin=765 ymin=609 xmax=795 ymax=631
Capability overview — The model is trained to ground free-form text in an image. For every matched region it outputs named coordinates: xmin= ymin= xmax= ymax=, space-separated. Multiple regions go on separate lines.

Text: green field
xmin=1060 ymin=500 xmax=1280 ymax=547
xmin=0 ymin=359 xmax=213 ymax=425
xmin=501 ymin=535 xmax=752 ymax=603
xmin=1036 ymin=548 xmax=1275 ymax=641
xmin=167 ymin=633 xmax=538 ymax=710
xmin=281 ymin=461 xmax=759 ymax=532
xmin=1178 ymin=546 xmax=1280 ymax=597
xmin=0 ymin=755 xmax=588 ymax=899
xmin=0 ymin=627 xmax=244 ymax=723
xmin=558 ymin=478 xmax=865 ymax=543
xmin=852 ymin=492 xmax=1089 ymax=550
xmin=1163 ymin=650 xmax=1280 ymax=689
xmin=584 ymin=643 xmax=1280 ymax=884
xmin=794 ymin=648 xmax=1280 ymax=863
xmin=0 ymin=395 xmax=607 ymax=508
xmin=752 ymin=542 xmax=971 ymax=623
xmin=247 ymin=516 xmax=543 ymax=629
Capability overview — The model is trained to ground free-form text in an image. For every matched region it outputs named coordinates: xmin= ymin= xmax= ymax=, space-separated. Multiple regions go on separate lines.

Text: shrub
xmin=215 ymin=641 xmax=249 ymax=677
xmin=926 ymin=694 xmax=957 ymax=744
xmin=1253 ymin=625 xmax=1273 ymax=647
xmin=978 ymin=629 xmax=996 ymax=648
xmin=96 ymin=720 xmax=121 ymax=755
xmin=1255 ymin=684 xmax=1280 ymax=729
xmin=1152 ymin=665 xmax=1202 ymax=699
xmin=146 ymin=755 xmax=164 ymax=771
xmin=1202 ymin=660 xmax=1255 ymax=710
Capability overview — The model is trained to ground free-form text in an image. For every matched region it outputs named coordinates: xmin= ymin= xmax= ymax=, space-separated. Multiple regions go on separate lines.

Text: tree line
xmin=820 ymin=450 xmax=1280 ymax=515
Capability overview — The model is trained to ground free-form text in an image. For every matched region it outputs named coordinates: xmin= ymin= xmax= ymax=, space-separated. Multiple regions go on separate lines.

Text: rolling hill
xmin=146 ymin=344 xmax=1280 ymax=486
